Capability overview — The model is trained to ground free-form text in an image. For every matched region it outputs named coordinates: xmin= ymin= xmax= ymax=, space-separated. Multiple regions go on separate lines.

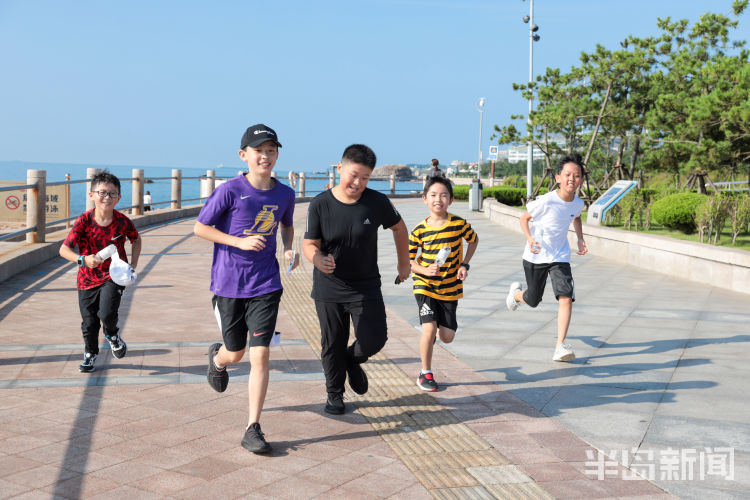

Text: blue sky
xmin=1 ymin=1 xmax=747 ymax=173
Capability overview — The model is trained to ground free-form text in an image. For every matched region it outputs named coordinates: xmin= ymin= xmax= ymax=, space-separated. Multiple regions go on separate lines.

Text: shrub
xmin=453 ymin=185 xmax=469 ymax=200
xmin=502 ymin=175 xmax=523 ymax=187
xmin=651 ymin=192 xmax=705 ymax=233
xmin=640 ymin=188 xmax=659 ymax=201
xmin=492 ymin=187 xmax=527 ymax=206
xmin=729 ymin=194 xmax=750 ymax=244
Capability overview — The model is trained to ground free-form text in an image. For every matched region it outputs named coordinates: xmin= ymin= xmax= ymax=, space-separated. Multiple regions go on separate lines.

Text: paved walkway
xmin=0 ymin=198 xmax=746 ymax=499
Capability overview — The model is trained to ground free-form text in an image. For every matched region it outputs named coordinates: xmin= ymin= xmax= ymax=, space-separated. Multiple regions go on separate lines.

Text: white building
xmin=505 ymin=136 xmax=567 ymax=163
xmin=507 ymin=144 xmax=546 ymax=163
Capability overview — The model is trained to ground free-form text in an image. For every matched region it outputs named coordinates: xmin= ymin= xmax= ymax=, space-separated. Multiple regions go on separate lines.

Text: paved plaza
xmin=0 ymin=198 xmax=747 ymax=499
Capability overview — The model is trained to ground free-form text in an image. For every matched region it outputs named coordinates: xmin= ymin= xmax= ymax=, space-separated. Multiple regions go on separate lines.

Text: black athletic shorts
xmin=522 ymin=260 xmax=575 ymax=307
xmin=212 ymin=289 xmax=283 ymax=351
xmin=415 ymin=294 xmax=458 ymax=331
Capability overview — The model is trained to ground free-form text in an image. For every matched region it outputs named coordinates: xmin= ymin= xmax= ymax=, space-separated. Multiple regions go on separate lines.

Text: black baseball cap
xmin=240 ymin=124 xmax=282 ymax=149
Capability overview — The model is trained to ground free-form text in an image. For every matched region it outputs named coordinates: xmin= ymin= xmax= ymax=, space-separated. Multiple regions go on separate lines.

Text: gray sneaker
xmin=506 ymin=282 xmax=521 ymax=311
xmin=325 ymin=392 xmax=345 ymax=415
xmin=241 ymin=423 xmax=271 ymax=454
xmin=207 ymin=343 xmax=228 ymax=392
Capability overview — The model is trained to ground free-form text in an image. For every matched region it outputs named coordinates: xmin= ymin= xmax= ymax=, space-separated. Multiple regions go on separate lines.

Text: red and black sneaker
xmin=417 ymin=372 xmax=438 ymax=392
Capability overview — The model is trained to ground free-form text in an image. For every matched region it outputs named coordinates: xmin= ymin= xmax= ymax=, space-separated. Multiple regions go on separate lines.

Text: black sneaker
xmin=241 ymin=422 xmax=271 ymax=454
xmin=346 ymin=356 xmax=368 ymax=395
xmin=207 ymin=343 xmax=228 ymax=393
xmin=105 ymin=333 xmax=127 ymax=359
xmin=324 ymin=392 xmax=345 ymax=415
xmin=79 ymin=352 xmax=97 ymax=373
xmin=417 ymin=372 xmax=438 ymax=392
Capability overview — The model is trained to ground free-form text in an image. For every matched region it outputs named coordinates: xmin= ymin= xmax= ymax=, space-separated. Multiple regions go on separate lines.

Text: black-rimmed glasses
xmin=92 ymin=190 xmax=120 ymax=199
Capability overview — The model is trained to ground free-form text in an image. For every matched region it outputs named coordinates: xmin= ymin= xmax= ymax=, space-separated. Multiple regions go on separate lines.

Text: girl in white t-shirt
xmin=506 ymin=154 xmax=588 ymax=362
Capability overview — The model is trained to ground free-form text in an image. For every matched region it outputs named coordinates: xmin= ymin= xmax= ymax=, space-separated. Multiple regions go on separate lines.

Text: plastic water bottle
xmin=532 ymin=227 xmax=544 ymax=253
xmin=435 ymin=246 xmax=451 ymax=265
xmin=95 ymin=244 xmax=117 ymax=261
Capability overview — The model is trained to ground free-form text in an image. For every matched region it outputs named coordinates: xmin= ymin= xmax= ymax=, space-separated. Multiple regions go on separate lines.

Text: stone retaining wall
xmin=483 ymin=198 xmax=750 ymax=296
xmin=0 ymin=205 xmax=203 ymax=284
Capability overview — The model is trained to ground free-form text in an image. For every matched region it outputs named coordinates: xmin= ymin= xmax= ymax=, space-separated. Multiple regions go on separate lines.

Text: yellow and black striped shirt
xmin=409 ymin=213 xmax=477 ymax=301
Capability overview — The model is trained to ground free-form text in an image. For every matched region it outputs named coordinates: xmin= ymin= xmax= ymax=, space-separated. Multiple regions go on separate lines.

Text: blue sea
xmin=0 ymin=161 xmax=422 ymax=217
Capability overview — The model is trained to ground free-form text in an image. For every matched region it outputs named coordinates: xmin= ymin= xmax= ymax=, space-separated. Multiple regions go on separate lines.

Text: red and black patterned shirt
xmin=63 ymin=209 xmax=139 ymax=290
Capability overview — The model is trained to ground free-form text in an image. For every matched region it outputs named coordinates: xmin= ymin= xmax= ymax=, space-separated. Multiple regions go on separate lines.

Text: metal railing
xmin=714 ymin=181 xmax=749 ymax=192
xmin=1 ymin=169 xmax=423 ymax=243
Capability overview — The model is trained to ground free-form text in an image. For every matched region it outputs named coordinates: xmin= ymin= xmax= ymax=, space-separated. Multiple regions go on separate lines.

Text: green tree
xmin=492 ymin=1 xmax=749 ymax=195
xmin=642 ymin=2 xmax=748 ymax=182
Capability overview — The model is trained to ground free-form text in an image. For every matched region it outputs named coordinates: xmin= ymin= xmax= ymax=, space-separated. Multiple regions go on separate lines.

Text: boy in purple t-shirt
xmin=194 ymin=124 xmax=299 ymax=454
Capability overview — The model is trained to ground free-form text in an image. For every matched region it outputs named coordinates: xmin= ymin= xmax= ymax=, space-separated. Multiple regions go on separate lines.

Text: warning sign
xmin=5 ymin=195 xmax=21 ymax=210
xmin=0 ymin=181 xmax=69 ymax=222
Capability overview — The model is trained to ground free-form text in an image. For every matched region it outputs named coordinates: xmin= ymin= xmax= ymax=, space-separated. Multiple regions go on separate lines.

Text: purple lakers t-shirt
xmin=197 ymin=175 xmax=295 ymax=298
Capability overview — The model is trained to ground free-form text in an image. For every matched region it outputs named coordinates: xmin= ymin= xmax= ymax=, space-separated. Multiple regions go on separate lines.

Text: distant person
xmin=194 ymin=123 xmax=299 ymax=454
xmin=302 ymin=144 xmax=410 ymax=415
xmin=506 ymin=154 xmax=588 ymax=362
xmin=59 ymin=171 xmax=141 ymax=373
xmin=426 ymin=158 xmax=445 ymax=179
xmin=409 ymin=176 xmax=478 ymax=391
xmin=143 ymin=190 xmax=152 ymax=211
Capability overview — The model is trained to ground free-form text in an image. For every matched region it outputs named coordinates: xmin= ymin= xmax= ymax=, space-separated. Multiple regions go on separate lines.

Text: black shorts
xmin=522 ymin=260 xmax=575 ymax=308
xmin=415 ymin=294 xmax=458 ymax=331
xmin=212 ymin=289 xmax=283 ymax=351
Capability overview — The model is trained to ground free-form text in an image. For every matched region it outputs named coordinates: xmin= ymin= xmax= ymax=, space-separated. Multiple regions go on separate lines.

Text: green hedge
xmin=491 ymin=187 xmax=527 ymax=206
xmin=452 ymin=184 xmax=549 ymax=206
xmin=651 ymin=192 xmax=705 ymax=233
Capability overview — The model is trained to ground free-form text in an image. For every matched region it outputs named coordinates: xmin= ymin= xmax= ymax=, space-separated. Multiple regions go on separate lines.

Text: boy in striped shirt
xmin=409 ymin=177 xmax=478 ymax=391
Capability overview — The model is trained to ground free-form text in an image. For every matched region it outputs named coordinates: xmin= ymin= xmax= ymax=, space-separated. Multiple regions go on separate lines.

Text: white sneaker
xmin=506 ymin=282 xmax=521 ymax=311
xmin=553 ymin=343 xmax=575 ymax=362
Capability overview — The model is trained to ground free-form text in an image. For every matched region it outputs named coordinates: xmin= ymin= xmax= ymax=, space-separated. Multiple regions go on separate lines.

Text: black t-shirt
xmin=304 ymin=188 xmax=402 ymax=302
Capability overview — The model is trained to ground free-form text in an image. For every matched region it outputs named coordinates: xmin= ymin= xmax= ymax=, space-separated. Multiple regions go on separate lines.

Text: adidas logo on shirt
xmin=420 ymin=303 xmax=433 ymax=317
xmin=363 ymin=218 xmax=371 ymax=224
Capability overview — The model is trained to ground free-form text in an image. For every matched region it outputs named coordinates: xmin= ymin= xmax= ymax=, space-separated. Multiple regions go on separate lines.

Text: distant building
xmin=505 ymin=136 xmax=567 ymax=163
xmin=507 ymin=144 xmax=545 ymax=163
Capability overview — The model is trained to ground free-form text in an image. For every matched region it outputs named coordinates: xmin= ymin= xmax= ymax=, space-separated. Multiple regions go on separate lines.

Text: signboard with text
xmin=488 ymin=145 xmax=498 ymax=161
xmin=0 ymin=181 xmax=68 ymax=222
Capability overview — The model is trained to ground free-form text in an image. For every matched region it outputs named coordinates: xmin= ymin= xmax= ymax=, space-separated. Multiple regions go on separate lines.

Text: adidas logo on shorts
xmin=420 ymin=304 xmax=433 ymax=317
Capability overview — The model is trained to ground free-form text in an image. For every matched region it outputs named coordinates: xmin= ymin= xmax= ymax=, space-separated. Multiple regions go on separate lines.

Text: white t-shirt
xmin=522 ymin=191 xmax=584 ymax=264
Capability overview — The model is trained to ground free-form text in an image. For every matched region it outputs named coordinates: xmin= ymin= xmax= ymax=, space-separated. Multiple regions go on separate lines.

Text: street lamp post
xmin=523 ymin=0 xmax=539 ymax=201
xmin=476 ymin=97 xmax=486 ymax=180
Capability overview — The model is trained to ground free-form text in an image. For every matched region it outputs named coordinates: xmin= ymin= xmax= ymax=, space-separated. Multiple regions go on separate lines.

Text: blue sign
xmin=588 ymin=180 xmax=639 ymax=225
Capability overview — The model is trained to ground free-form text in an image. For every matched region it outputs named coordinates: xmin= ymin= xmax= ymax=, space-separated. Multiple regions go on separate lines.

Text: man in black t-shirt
xmin=303 ymin=144 xmax=410 ymax=415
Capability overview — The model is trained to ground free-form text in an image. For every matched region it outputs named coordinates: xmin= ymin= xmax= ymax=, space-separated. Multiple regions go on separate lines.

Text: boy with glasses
xmin=59 ymin=171 xmax=141 ymax=372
